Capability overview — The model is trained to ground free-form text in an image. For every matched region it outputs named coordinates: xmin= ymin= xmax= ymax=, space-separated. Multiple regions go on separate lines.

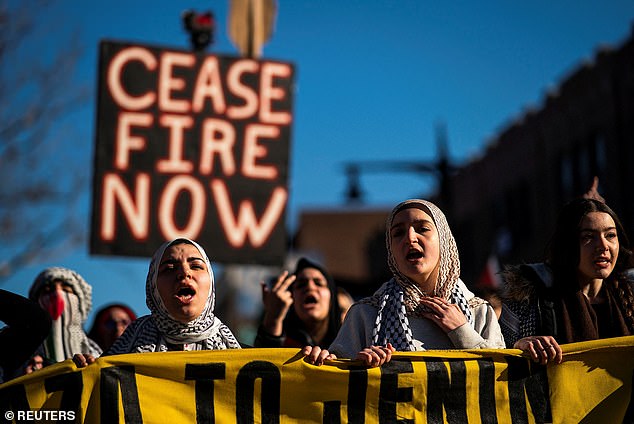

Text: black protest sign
xmin=91 ymin=40 xmax=293 ymax=264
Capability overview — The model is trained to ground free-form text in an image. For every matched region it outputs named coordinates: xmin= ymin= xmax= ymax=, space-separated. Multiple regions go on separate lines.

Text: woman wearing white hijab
xmin=74 ymin=238 xmax=240 ymax=366
xmin=307 ymin=199 xmax=505 ymax=366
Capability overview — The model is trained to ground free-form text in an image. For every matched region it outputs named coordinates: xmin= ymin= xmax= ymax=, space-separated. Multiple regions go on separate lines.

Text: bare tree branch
xmin=0 ymin=0 xmax=90 ymax=283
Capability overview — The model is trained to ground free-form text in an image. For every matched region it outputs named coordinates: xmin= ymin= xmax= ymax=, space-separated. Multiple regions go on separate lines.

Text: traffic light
xmin=182 ymin=10 xmax=215 ymax=51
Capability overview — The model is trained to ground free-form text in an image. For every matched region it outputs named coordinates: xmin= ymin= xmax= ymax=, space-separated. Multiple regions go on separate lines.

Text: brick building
xmin=449 ymin=25 xmax=634 ymax=284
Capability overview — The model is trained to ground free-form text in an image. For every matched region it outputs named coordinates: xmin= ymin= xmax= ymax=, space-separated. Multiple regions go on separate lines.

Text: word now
xmin=99 ymin=176 xmax=286 ymax=247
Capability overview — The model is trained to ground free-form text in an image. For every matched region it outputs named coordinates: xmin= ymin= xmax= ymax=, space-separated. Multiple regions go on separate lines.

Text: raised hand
xmin=260 ymin=270 xmax=296 ymax=336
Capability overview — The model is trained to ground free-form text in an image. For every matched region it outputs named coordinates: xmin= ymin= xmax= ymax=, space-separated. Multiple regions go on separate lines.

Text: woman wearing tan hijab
xmin=307 ymin=199 xmax=504 ymax=366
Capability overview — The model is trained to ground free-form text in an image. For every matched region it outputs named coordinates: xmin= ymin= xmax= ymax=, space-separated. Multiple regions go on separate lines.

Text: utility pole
xmin=228 ymin=0 xmax=277 ymax=58
xmin=342 ymin=122 xmax=455 ymax=217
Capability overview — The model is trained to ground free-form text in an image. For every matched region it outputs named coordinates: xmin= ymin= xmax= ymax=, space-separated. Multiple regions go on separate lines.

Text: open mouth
xmin=175 ymin=286 xmax=196 ymax=303
xmin=406 ymin=250 xmax=423 ymax=260
xmin=303 ymin=294 xmax=318 ymax=305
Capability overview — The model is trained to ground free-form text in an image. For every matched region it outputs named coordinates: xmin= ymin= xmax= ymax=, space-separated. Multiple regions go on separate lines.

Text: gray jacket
xmin=329 ymin=280 xmax=505 ymax=358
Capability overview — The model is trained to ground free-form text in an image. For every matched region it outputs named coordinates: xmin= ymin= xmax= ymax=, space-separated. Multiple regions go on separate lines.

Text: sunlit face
xmin=291 ymin=267 xmax=331 ymax=324
xmin=577 ymin=212 xmax=619 ymax=284
xmin=390 ymin=207 xmax=440 ymax=288
xmin=156 ymin=243 xmax=211 ymax=323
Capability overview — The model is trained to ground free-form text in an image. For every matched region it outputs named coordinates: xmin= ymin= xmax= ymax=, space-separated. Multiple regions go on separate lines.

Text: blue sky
xmin=3 ymin=1 xmax=634 ymax=327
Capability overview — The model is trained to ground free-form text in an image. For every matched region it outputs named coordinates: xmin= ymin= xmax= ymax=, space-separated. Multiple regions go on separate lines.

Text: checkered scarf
xmin=364 ymin=199 xmax=476 ymax=351
xmin=107 ymin=238 xmax=240 ymax=354
xmin=29 ymin=267 xmax=102 ymax=362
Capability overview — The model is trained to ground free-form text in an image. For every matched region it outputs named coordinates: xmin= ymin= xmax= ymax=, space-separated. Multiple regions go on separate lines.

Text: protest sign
xmin=91 ymin=40 xmax=294 ymax=264
xmin=2 ymin=337 xmax=633 ymax=423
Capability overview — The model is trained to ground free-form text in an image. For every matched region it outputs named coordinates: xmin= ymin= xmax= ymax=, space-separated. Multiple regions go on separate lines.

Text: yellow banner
xmin=1 ymin=336 xmax=633 ymax=423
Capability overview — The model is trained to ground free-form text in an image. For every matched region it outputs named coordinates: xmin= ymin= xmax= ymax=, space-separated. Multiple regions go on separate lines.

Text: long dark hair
xmin=547 ymin=198 xmax=634 ymax=330
xmin=283 ymin=257 xmax=341 ymax=348
xmin=547 ymin=199 xmax=632 ymax=285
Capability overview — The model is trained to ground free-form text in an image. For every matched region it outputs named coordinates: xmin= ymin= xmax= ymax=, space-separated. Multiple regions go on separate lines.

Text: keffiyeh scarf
xmin=107 ymin=238 xmax=240 ymax=354
xmin=29 ymin=267 xmax=102 ymax=362
xmin=362 ymin=199 xmax=483 ymax=351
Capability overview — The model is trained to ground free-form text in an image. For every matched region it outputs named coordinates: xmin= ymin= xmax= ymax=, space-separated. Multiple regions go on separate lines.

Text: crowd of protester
xmin=1 ymin=177 xmax=632 ymax=384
